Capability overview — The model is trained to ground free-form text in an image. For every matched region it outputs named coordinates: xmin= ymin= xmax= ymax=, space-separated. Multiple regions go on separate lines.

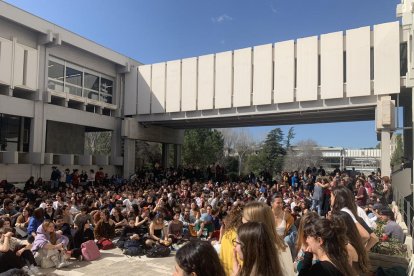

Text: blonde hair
xmin=243 ymin=201 xmax=286 ymax=250
xmin=42 ymin=220 xmax=57 ymax=245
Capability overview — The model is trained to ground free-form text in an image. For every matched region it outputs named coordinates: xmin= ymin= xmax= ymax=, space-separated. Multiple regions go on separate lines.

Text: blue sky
xmin=5 ymin=0 xmax=400 ymax=148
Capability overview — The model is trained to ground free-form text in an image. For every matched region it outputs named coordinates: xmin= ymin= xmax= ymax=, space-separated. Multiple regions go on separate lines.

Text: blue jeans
xmin=311 ymin=199 xmax=322 ymax=216
xmin=50 ymin=180 xmax=59 ymax=190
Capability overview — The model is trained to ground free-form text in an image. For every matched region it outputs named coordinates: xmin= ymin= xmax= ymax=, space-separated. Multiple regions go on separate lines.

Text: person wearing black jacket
xmin=117 ymin=216 xmax=145 ymax=249
xmin=72 ymin=221 xmax=94 ymax=260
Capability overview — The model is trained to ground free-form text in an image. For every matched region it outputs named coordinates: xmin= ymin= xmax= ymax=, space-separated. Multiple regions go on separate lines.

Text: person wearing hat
xmin=379 ymin=208 xmax=404 ymax=243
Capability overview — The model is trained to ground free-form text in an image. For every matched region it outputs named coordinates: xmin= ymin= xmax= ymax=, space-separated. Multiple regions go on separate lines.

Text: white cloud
xmin=269 ymin=0 xmax=277 ymax=13
xmin=211 ymin=14 xmax=233 ymax=23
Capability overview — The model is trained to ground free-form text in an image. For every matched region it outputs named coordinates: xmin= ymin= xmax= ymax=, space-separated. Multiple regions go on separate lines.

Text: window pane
xmin=48 ymin=80 xmax=64 ymax=92
xmin=48 ymin=60 xmax=65 ymax=80
xmin=66 ymin=67 xmax=83 ymax=87
xmin=100 ymin=94 xmax=112 ymax=104
xmin=84 ymin=73 xmax=99 ymax=91
xmin=100 ymin=78 xmax=113 ymax=95
xmin=66 ymin=84 xmax=82 ymax=97
xmin=86 ymin=90 xmax=99 ymax=100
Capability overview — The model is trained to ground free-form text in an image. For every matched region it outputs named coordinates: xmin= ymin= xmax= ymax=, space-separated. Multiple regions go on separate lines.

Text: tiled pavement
xmin=39 ymin=248 xmax=176 ymax=276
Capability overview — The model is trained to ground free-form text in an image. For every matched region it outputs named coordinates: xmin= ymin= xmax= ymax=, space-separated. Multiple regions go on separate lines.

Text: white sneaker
xmin=57 ymin=260 xmax=70 ymax=269
xmin=29 ymin=265 xmax=43 ymax=276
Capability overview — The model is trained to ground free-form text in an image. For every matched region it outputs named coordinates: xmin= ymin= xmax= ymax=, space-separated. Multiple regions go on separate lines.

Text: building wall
xmin=46 ymin=121 xmax=85 ymax=154
xmin=0 ymin=17 xmax=38 ymax=48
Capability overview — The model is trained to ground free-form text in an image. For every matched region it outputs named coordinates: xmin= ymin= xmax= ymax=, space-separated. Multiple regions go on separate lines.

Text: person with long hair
xmin=72 ymin=220 xmax=94 ymax=260
xmin=242 ymin=201 xmax=294 ymax=276
xmin=94 ymin=209 xmax=115 ymax=241
xmin=219 ymin=204 xmax=243 ymax=276
xmin=173 ymin=240 xmax=225 ymax=276
xmin=330 ymin=186 xmax=376 ymax=250
xmin=31 ymin=220 xmax=70 ymax=269
xmin=27 ymin=208 xmax=44 ymax=238
xmin=295 ymin=211 xmax=320 ymax=272
xmin=331 ymin=211 xmax=370 ymax=275
xmin=232 ymin=221 xmax=282 ymax=276
xmin=299 ymin=216 xmax=355 ymax=276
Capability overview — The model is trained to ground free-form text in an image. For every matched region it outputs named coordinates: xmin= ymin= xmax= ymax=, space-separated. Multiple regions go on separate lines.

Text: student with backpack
xmin=72 ymin=221 xmax=95 ymax=261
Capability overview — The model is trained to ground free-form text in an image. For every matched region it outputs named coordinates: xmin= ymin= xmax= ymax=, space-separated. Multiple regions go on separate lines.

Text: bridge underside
xmin=142 ymin=105 xmax=376 ymax=129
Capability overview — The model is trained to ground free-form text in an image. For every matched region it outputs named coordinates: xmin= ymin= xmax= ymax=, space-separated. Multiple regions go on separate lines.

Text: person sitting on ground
xmin=110 ymin=207 xmax=127 ymax=235
xmin=54 ymin=215 xmax=73 ymax=249
xmin=31 ymin=220 xmax=70 ymax=269
xmin=173 ymin=240 xmax=225 ymax=276
xmin=232 ymin=221 xmax=283 ymax=276
xmin=43 ymin=200 xmax=56 ymax=221
xmin=179 ymin=207 xmax=196 ymax=237
xmin=117 ymin=216 xmax=144 ymax=249
xmin=167 ymin=212 xmax=184 ymax=244
xmin=27 ymin=208 xmax=44 ymax=238
xmin=73 ymin=206 xmax=91 ymax=229
xmin=146 ymin=213 xmax=169 ymax=248
xmin=72 ymin=221 xmax=94 ymax=261
xmin=379 ymin=207 xmax=404 ymax=243
xmin=94 ymin=209 xmax=115 ymax=241
xmin=15 ymin=207 xmax=32 ymax=237
xmin=0 ymin=198 xmax=20 ymax=221
xmin=0 ymin=227 xmax=41 ymax=275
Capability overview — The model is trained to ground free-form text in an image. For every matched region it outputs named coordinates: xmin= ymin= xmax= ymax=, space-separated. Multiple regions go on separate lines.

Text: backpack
xmin=97 ymin=238 xmax=115 ymax=250
xmin=81 ymin=240 xmax=101 ymax=261
xmin=123 ymin=239 xmax=145 ymax=256
xmin=146 ymin=244 xmax=171 ymax=258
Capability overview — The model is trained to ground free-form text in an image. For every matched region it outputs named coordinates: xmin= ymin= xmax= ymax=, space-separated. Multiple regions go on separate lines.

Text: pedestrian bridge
xmin=123 ymin=21 xmax=404 ymax=129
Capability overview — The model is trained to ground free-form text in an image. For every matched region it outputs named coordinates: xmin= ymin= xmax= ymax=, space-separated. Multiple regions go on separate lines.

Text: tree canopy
xmin=182 ymin=129 xmax=224 ymax=168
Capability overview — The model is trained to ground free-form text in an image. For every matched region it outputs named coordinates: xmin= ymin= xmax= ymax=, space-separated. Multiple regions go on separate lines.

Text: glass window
xmin=48 ymin=80 xmax=64 ymax=92
xmin=84 ymin=73 xmax=99 ymax=91
xmin=100 ymin=94 xmax=112 ymax=104
xmin=48 ymin=60 xmax=65 ymax=81
xmin=100 ymin=78 xmax=113 ymax=95
xmin=86 ymin=90 xmax=99 ymax=101
xmin=66 ymin=67 xmax=83 ymax=87
xmin=66 ymin=84 xmax=82 ymax=97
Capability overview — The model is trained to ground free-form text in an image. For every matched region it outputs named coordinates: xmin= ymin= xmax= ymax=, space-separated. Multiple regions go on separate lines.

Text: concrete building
xmin=0 ymin=0 xmax=414 ymax=189
xmin=0 ymin=2 xmax=183 ymax=182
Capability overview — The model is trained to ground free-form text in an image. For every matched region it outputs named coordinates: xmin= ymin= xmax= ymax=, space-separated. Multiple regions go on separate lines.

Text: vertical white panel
xmin=321 ymin=31 xmax=343 ymax=99
xmin=124 ymin=67 xmax=138 ymax=116
xmin=0 ymin=38 xmax=12 ymax=85
xmin=253 ymin=44 xmax=272 ymax=105
xmin=374 ymin=21 xmax=400 ymax=95
xmin=181 ymin=57 xmax=197 ymax=111
xmin=296 ymin=36 xmax=318 ymax=102
xmin=166 ymin=60 xmax=181 ymax=112
xmin=13 ymin=44 xmax=24 ymax=87
xmin=233 ymin=47 xmax=252 ymax=107
xmin=346 ymin=26 xmax=371 ymax=97
xmin=137 ymin=65 xmax=151 ymax=114
xmin=151 ymin=62 xmax=166 ymax=114
xmin=25 ymin=48 xmax=38 ymax=90
xmin=198 ymin=54 xmax=214 ymax=110
xmin=274 ymin=40 xmax=295 ymax=103
xmin=215 ymin=51 xmax=232 ymax=109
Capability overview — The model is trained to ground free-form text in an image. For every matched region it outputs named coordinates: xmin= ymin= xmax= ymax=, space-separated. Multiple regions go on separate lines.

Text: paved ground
xmin=39 ymin=248 xmax=176 ymax=276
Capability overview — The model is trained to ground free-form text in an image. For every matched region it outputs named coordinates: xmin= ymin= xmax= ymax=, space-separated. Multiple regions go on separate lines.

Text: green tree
xmin=391 ymin=133 xmax=404 ymax=168
xmin=250 ymin=128 xmax=286 ymax=175
xmin=182 ymin=129 xmax=224 ymax=168
xmin=285 ymin=127 xmax=295 ymax=149
xmin=84 ymin=131 xmax=111 ymax=155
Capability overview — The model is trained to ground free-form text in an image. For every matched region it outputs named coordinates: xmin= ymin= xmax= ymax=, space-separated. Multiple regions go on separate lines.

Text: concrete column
xmin=30 ymin=101 xmax=46 ymax=154
xmin=162 ymin=143 xmax=170 ymax=168
xmin=111 ymin=119 xmax=122 ymax=164
xmin=123 ymin=138 xmax=135 ymax=178
xmin=174 ymin=144 xmax=182 ymax=168
xmin=381 ymin=130 xmax=392 ymax=177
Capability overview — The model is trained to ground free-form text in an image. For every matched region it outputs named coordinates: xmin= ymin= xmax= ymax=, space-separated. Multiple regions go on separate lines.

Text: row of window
xmin=47 ymin=57 xmax=114 ymax=104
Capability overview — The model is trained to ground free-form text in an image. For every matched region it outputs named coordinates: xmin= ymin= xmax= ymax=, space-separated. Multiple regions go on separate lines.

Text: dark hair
xmin=331 ymin=186 xmax=358 ymax=217
xmin=332 ymin=211 xmax=370 ymax=273
xmin=237 ymin=221 xmax=282 ymax=276
xmin=33 ymin=207 xmax=44 ymax=221
xmin=303 ymin=217 xmax=355 ymax=276
xmin=175 ymin=240 xmax=225 ymax=276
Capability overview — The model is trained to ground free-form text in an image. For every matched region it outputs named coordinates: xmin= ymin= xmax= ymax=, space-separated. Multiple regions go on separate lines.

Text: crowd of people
xmin=0 ymin=164 xmax=405 ymax=276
